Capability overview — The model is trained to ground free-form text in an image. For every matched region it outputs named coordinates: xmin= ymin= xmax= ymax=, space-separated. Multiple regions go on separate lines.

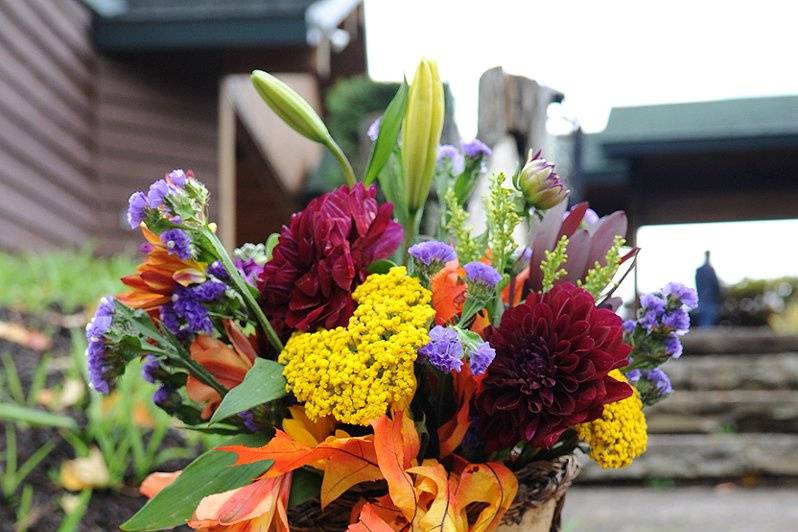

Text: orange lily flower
xmin=430 ymin=260 xmax=466 ymax=325
xmin=187 ymin=320 xmax=258 ymax=419
xmin=118 ymin=225 xmax=205 ymax=310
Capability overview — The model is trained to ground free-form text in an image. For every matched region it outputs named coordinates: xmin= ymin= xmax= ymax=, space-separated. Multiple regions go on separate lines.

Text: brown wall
xmin=0 ymin=0 xmax=97 ymax=250
xmin=94 ymin=59 xmax=218 ymax=253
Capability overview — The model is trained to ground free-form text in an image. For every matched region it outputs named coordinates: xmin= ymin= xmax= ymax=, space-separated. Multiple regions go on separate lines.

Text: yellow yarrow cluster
xmin=279 ymin=267 xmax=435 ymax=425
xmin=576 ymin=370 xmax=648 ymax=468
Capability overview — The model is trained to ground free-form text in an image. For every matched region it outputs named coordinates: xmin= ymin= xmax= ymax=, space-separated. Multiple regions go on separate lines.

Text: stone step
xmin=666 ymin=353 xmax=798 ymax=390
xmin=646 ymin=390 xmax=798 ymax=433
xmin=682 ymin=328 xmax=798 ymax=355
xmin=578 ymin=433 xmax=798 ymax=481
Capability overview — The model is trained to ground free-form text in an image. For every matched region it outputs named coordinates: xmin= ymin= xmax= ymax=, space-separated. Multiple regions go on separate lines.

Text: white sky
xmin=364 ymin=0 xmax=798 ymax=136
xmin=364 ymin=0 xmax=798 ymax=298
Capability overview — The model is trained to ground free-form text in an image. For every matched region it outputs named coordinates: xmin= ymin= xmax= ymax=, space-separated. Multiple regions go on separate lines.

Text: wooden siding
xmin=0 ymin=0 xmax=96 ymax=250
xmin=94 ymin=59 xmax=219 ymax=253
xmin=0 ymin=0 xmax=221 ymax=253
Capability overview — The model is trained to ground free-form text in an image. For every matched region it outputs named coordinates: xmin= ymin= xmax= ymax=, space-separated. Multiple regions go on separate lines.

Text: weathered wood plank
xmin=0 ymin=212 xmax=59 ymax=251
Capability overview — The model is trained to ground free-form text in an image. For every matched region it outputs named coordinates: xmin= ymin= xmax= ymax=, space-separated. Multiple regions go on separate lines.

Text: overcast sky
xmin=364 ymin=0 xmax=798 ymax=294
xmin=364 ymin=0 xmax=798 ymax=136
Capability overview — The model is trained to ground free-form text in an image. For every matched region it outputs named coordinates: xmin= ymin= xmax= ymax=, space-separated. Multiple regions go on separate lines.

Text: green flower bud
xmin=402 ymin=59 xmax=445 ymax=213
xmin=250 ymin=70 xmax=330 ymax=143
xmin=514 ymin=149 xmax=569 ymax=211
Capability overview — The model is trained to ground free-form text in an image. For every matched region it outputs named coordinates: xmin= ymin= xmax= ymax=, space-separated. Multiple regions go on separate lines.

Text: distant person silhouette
xmin=695 ymin=250 xmax=721 ymax=327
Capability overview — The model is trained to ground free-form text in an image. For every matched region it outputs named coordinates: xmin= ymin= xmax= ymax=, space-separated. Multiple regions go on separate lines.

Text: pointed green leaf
xmin=288 ymin=468 xmax=322 ymax=508
xmin=366 ymin=259 xmax=397 ymax=275
xmin=0 ymin=403 xmax=77 ymax=430
xmin=120 ymin=433 xmax=270 ymax=531
xmin=209 ymin=358 xmax=286 ymax=424
xmin=364 ymin=80 xmax=408 ymax=185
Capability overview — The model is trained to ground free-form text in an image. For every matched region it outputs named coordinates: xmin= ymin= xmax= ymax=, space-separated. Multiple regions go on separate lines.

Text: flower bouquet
xmin=87 ymin=59 xmax=696 ymax=532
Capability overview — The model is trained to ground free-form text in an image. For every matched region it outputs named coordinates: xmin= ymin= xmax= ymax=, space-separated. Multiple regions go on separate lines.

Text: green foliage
xmin=579 ymin=235 xmax=625 ymax=299
xmin=0 ymin=424 xmax=57 ymax=498
xmin=121 ymin=433 xmax=270 ymax=531
xmin=0 ymin=246 xmax=135 ymax=313
xmin=364 ymin=80 xmax=408 ymax=186
xmin=541 ymin=236 xmax=569 ymax=292
xmin=56 ymin=489 xmax=92 ymax=532
xmin=210 ymin=358 xmax=287 ymax=424
xmin=443 ymin=189 xmax=483 ymax=263
xmin=484 ymin=172 xmax=522 ymax=274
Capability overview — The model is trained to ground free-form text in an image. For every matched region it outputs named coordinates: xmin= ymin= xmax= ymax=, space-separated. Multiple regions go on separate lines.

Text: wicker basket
xmin=286 ymin=454 xmax=580 ymax=531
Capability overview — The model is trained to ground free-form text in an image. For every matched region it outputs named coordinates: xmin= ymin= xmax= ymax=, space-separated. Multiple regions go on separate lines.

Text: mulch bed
xmin=0 ymin=307 xmax=191 ymax=531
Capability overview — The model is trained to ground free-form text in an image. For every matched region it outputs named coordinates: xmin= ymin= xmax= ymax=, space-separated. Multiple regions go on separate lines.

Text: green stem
xmin=400 ymin=209 xmax=422 ymax=265
xmin=325 ymin=138 xmax=357 ymax=187
xmin=143 ymin=346 xmax=228 ymax=398
xmin=201 ymin=228 xmax=284 ymax=354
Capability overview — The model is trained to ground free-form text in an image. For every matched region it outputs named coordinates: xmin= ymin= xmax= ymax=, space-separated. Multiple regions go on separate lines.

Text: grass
xmin=0 ymin=246 xmax=136 ymax=314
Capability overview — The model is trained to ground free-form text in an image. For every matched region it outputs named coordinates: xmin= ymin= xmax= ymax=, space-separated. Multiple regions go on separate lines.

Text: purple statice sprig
xmin=628 ymin=367 xmax=672 ymax=406
xmin=86 ymin=296 xmax=119 ymax=393
xmin=160 ymin=228 xmax=193 ymax=260
xmin=461 ymin=139 xmax=492 ymax=160
xmin=437 ymin=145 xmax=465 ymax=175
xmin=458 ymin=262 xmax=503 ymax=326
xmin=125 ymin=169 xmax=210 ymax=230
xmin=463 ymin=262 xmax=501 ymax=289
xmin=418 ymin=325 xmax=464 ymax=373
xmin=409 ymin=240 xmax=456 ymax=279
xmin=160 ymin=280 xmax=228 ymax=339
xmin=454 ymin=327 xmax=496 ymax=376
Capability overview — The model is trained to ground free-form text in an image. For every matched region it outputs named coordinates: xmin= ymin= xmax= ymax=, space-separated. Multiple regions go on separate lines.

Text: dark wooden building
xmin=572 ymin=96 xmax=798 ymax=239
xmin=0 ymin=0 xmax=366 ymax=253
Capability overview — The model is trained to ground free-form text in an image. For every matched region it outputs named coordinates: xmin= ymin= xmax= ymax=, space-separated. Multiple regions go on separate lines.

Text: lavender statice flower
xmin=152 ymin=385 xmax=172 ymax=407
xmin=640 ymin=293 xmax=666 ymax=314
xmin=664 ymin=333 xmax=683 ymax=358
xmin=461 ymin=139 xmax=492 ymax=159
xmin=367 ymin=117 xmax=381 ymax=142
xmin=437 ymin=144 xmax=465 ymax=174
xmin=207 ymin=260 xmax=228 ymax=280
xmin=85 ymin=297 xmax=119 ymax=394
xmin=645 ymin=368 xmax=673 ymax=396
xmin=662 ymin=308 xmax=690 ymax=335
xmin=409 ymin=240 xmax=456 ymax=273
xmin=238 ymin=411 xmax=262 ymax=433
xmin=633 ymin=367 xmax=673 ymax=405
xmin=141 ymin=354 xmax=160 ymax=384
xmin=127 ymin=191 xmax=149 ymax=229
xmin=418 ymin=325 xmax=463 ymax=373
xmin=167 ymin=169 xmax=188 ymax=188
xmin=626 ymin=369 xmax=641 ymax=383
xmin=469 ymin=341 xmax=495 ymax=376
xmin=235 ymin=258 xmax=264 ymax=286
xmin=147 ymin=179 xmax=171 ymax=210
xmin=662 ymin=282 xmax=699 ymax=310
xmin=463 ymin=262 xmax=501 ymax=290
xmin=161 ymin=281 xmax=227 ymax=337
xmin=623 ymin=319 xmax=637 ymax=334
xmin=160 ymin=228 xmax=192 ymax=260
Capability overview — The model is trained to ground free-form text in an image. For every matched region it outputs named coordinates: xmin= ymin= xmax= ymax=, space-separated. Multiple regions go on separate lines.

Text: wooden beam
xmin=218 ymin=78 xmax=237 ymax=251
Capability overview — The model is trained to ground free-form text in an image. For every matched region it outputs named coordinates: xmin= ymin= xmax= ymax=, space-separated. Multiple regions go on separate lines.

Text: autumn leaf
xmin=140 ymin=471 xmax=181 ymax=499
xmin=451 ymin=458 xmax=518 ymax=532
xmin=220 ymin=429 xmax=383 ymax=509
xmin=407 ymin=461 xmax=458 ymax=530
xmin=188 ymin=472 xmax=291 ymax=531
xmin=347 ymin=503 xmax=397 ymax=532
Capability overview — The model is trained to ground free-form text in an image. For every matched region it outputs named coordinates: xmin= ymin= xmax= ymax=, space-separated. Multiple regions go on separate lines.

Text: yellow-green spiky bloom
xmin=402 ymin=59 xmax=444 ymax=213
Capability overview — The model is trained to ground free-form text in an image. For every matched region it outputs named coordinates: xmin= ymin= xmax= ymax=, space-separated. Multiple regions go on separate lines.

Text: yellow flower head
xmin=279 ymin=267 xmax=435 ymax=425
xmin=575 ymin=369 xmax=647 ymax=468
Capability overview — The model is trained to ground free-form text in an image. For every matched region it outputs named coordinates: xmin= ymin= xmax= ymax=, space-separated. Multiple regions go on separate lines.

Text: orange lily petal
xmin=437 ymin=364 xmax=479 ymax=457
xmin=139 ymin=471 xmax=181 ymax=499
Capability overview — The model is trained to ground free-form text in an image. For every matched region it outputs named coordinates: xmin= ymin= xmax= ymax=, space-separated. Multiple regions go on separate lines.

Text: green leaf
xmin=121 ymin=433 xmax=271 ymax=531
xmin=366 ymin=259 xmax=397 ymax=275
xmin=209 ymin=358 xmax=287 ymax=424
xmin=364 ymin=80 xmax=408 ymax=185
xmin=264 ymin=233 xmax=280 ymax=261
xmin=0 ymin=403 xmax=77 ymax=430
xmin=57 ymin=488 xmax=92 ymax=532
xmin=288 ymin=468 xmax=322 ymax=508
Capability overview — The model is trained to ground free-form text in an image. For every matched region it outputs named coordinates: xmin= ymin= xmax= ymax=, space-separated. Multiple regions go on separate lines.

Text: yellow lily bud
xmin=250 ymin=70 xmax=330 ymax=143
xmin=402 ymin=59 xmax=444 ymax=212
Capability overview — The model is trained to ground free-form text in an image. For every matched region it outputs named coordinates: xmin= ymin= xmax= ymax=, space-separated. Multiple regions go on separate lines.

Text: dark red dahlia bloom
xmin=475 ymin=283 xmax=632 ymax=451
xmin=258 ymin=183 xmax=402 ymax=333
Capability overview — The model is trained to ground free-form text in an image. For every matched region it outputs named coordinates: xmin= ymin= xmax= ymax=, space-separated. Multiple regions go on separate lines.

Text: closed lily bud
xmin=514 ymin=150 xmax=569 ymax=211
xmin=402 ymin=59 xmax=445 ymax=212
xmin=251 ymin=70 xmax=331 ymax=144
xmin=251 ymin=70 xmax=356 ymax=185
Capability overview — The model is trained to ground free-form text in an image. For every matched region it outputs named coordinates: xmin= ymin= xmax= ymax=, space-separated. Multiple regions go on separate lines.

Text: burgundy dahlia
xmin=475 ymin=283 xmax=632 ymax=451
xmin=258 ymin=183 xmax=402 ymax=333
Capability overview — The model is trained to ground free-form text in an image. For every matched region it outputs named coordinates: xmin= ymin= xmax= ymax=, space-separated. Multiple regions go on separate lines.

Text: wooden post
xmin=218 ymin=77 xmax=237 ymax=251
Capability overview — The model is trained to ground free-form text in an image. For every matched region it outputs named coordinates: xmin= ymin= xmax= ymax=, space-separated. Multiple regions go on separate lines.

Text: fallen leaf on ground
xmin=60 ymin=447 xmax=110 ymax=491
xmin=37 ymin=378 xmax=85 ymax=410
xmin=0 ymin=320 xmax=52 ymax=351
